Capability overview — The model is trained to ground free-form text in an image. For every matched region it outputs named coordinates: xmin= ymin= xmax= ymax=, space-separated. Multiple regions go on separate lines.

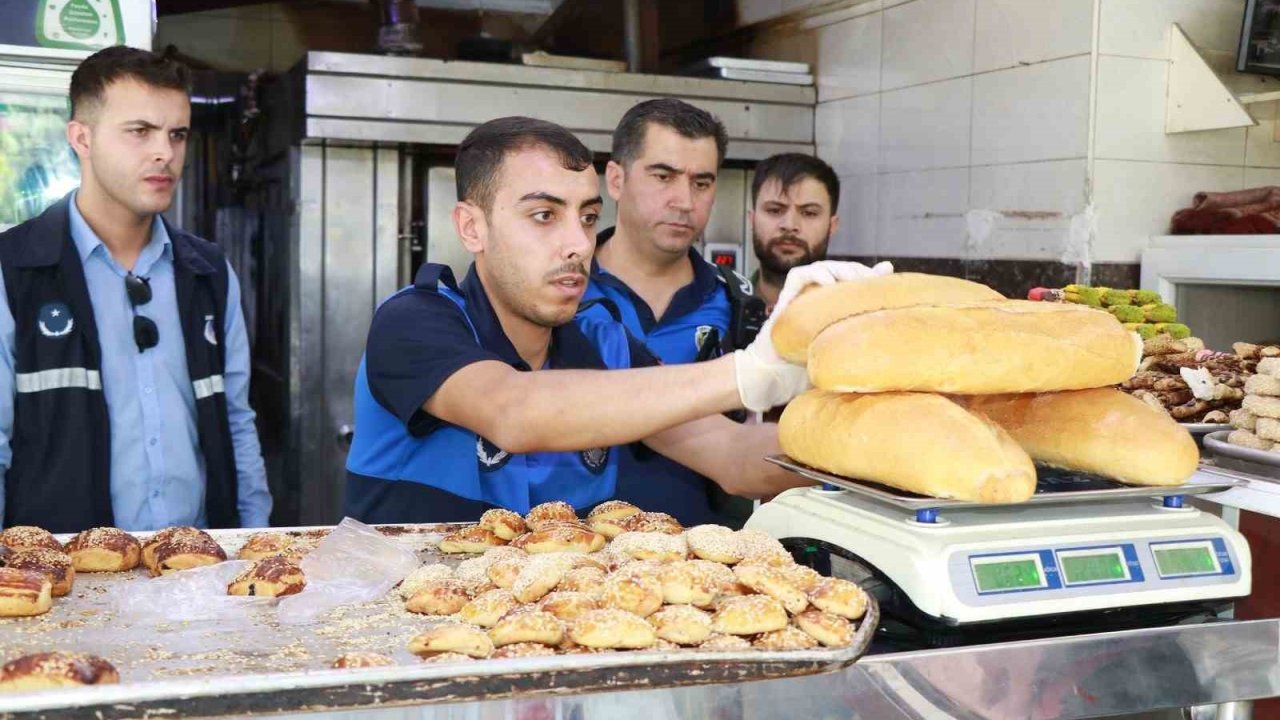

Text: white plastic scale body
xmin=746 ymin=459 xmax=1252 ymax=624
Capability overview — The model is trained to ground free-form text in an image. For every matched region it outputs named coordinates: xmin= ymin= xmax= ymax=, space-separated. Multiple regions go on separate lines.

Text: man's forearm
xmin=433 ymin=355 xmax=742 ymax=454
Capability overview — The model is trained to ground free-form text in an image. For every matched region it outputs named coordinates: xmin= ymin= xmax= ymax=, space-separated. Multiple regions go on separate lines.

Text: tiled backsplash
xmin=753 ymin=0 xmax=1269 ymax=269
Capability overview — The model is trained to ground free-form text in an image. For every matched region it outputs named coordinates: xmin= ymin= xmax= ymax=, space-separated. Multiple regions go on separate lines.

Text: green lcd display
xmin=973 ymin=559 xmax=1043 ymax=592
xmin=1060 ymin=552 xmax=1127 ymax=584
xmin=1154 ymin=546 xmax=1218 ymax=576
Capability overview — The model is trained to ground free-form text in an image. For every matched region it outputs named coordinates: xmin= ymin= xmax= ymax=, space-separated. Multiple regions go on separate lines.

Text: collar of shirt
xmin=591 ymin=226 xmax=720 ymax=331
xmin=457 ymin=264 xmax=607 ymax=371
xmin=67 ymin=190 xmax=172 ymax=276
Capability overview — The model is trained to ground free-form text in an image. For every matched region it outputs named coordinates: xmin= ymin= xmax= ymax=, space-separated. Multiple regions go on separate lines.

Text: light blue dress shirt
xmin=0 ymin=193 xmax=272 ymax=530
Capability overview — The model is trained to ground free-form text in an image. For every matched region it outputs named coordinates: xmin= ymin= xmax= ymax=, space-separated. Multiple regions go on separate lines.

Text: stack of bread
xmin=400 ymin=500 xmax=868 ymax=661
xmin=1228 ymin=352 xmax=1280 ymax=453
xmin=770 ymin=273 xmax=1201 ymax=503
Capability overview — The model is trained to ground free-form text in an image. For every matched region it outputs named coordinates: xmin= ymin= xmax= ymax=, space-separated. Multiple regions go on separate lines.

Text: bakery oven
xmin=248 ymin=52 xmax=816 ymax=526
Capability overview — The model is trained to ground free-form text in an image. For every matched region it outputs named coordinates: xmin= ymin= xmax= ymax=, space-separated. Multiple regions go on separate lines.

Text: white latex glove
xmin=733 ymin=260 xmax=894 ymax=411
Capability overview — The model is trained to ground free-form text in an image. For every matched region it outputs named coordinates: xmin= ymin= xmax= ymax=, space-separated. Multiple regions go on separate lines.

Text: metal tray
xmin=766 ymin=455 xmax=1242 ymax=510
xmin=1205 ymin=430 xmax=1280 ymax=469
xmin=0 ymin=524 xmax=878 ymax=719
xmin=1182 ymin=422 xmax=1233 ymax=436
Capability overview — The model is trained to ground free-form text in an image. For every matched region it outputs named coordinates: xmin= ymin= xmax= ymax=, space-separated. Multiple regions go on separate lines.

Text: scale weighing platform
xmin=747 ymin=458 xmax=1252 ymax=642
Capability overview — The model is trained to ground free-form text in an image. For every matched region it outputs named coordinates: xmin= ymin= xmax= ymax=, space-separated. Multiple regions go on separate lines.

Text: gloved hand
xmin=733 ymin=260 xmax=894 ymax=412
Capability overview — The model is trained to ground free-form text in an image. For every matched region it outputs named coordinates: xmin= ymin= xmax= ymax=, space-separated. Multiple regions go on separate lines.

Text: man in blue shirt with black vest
xmin=0 ymin=47 xmax=271 ymax=532
xmin=345 ymin=116 xmax=882 ymax=523
xmin=581 ymin=99 xmax=767 ymax=526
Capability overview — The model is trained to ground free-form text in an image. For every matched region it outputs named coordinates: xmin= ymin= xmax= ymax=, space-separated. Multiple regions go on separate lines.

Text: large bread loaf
xmin=778 ymin=390 xmax=1036 ymax=503
xmin=771 ymin=273 xmax=1004 ymax=364
xmin=958 ymin=389 xmax=1198 ymax=486
xmin=808 ymin=300 xmax=1141 ymax=394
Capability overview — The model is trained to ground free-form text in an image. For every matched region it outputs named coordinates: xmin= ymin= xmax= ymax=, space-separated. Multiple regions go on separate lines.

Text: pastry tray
xmin=1205 ymin=430 xmax=1280 ymax=470
xmin=766 ymin=455 xmax=1243 ymax=510
xmin=1181 ymin=422 xmax=1233 ymax=436
xmin=0 ymin=524 xmax=878 ymax=719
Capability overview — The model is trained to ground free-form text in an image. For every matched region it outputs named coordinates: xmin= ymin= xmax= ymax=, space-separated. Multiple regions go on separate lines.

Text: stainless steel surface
xmin=425 ymin=165 xmax=472 ymax=278
xmin=296 ymin=52 xmax=816 ymax=161
xmin=1184 ymin=423 xmax=1234 ymax=436
xmin=1206 ymin=431 xmax=1280 ymax=471
xmin=0 ymin=525 xmax=876 ymax=718
xmin=261 ymin=619 xmax=1280 ymax=720
xmin=765 ymin=455 xmax=1243 ymax=509
xmin=292 ymin=145 xmax=404 ymax=524
xmin=623 ymin=0 xmax=641 ymax=73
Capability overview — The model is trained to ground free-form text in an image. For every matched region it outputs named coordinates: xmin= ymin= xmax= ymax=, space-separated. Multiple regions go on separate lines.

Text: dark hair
xmin=70 ymin=46 xmax=191 ymax=121
xmin=751 ymin=153 xmax=841 ymax=213
xmin=611 ymin=98 xmax=728 ymax=169
xmin=456 ymin=116 xmax=594 ymax=211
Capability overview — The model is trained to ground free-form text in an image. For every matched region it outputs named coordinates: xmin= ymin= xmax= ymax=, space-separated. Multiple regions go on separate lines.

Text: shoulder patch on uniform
xmin=37 ymin=302 xmax=74 ymax=338
xmin=476 ymin=436 xmax=512 ymax=472
xmin=580 ymin=447 xmax=609 ymax=475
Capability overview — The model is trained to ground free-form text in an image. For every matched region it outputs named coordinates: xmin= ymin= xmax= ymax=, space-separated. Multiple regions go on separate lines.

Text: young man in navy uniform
xmin=580 ymin=99 xmax=770 ymax=526
xmin=0 ymin=47 xmax=271 ymax=532
xmin=749 ymin=153 xmax=842 ymax=316
xmin=344 ymin=117 xmax=879 ymax=523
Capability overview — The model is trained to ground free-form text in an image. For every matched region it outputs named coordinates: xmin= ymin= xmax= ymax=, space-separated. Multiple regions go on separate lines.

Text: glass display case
xmin=0 ymin=88 xmax=78 ymax=230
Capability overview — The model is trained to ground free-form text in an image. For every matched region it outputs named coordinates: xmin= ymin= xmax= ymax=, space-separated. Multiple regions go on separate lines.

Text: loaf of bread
xmin=958 ymin=388 xmax=1199 ymax=486
xmin=808 ymin=300 xmax=1141 ymax=394
xmin=778 ymin=390 xmax=1036 ymax=503
xmin=771 ymin=273 xmax=1005 ymax=364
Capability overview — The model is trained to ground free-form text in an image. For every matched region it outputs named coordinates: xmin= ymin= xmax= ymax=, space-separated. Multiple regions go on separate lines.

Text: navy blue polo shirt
xmin=345 ymin=263 xmax=659 ymax=523
xmin=581 ymin=228 xmax=735 ymax=526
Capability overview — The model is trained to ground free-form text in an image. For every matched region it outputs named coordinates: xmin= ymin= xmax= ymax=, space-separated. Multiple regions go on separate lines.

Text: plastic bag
xmin=109 ymin=518 xmax=419 ymax=627
xmin=277 ymin=517 xmax=420 ymax=625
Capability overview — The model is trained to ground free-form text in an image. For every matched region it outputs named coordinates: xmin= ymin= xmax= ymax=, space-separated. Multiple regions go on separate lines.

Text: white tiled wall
xmin=1090 ymin=0 xmax=1259 ymax=263
xmin=787 ymin=0 xmax=1094 ymax=262
xmin=767 ymin=0 xmax=1268 ymax=265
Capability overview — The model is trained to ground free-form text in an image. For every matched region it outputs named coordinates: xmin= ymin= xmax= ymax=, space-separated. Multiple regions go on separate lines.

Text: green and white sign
xmin=36 ymin=0 xmax=124 ymax=51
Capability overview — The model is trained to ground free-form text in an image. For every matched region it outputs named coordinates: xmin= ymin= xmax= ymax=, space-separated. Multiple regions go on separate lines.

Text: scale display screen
xmin=1058 ymin=548 xmax=1128 ymax=585
xmin=1153 ymin=542 xmax=1220 ymax=577
xmin=971 ymin=556 xmax=1045 ymax=593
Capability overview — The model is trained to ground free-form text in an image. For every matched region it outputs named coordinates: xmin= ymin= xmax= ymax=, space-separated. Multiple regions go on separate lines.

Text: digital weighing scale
xmin=746 ymin=459 xmax=1252 ymax=647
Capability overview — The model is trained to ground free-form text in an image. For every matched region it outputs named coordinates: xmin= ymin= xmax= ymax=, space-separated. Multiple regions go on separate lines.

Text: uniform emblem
xmin=37 ymin=302 xmax=74 ymax=338
xmin=580 ymin=447 xmax=609 ymax=474
xmin=695 ymin=324 xmax=715 ymax=352
xmin=476 ymin=436 xmax=511 ymax=471
xmin=203 ymin=314 xmax=218 ymax=345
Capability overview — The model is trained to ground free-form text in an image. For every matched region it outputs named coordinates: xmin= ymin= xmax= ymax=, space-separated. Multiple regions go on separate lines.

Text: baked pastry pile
xmin=403 ymin=501 xmax=868 ymax=663
xmin=0 ymin=525 xmax=148 ymax=617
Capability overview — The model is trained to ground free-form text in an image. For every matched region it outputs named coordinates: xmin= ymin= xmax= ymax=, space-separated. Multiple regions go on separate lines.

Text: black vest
xmin=0 ymin=196 xmax=240 ymax=532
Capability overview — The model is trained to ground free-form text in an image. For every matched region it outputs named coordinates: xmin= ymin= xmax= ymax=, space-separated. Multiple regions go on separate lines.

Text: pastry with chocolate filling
xmin=0 ymin=526 xmax=62 ymax=553
xmin=7 ymin=548 xmax=75 ymax=597
xmin=64 ymin=528 xmax=141 ymax=572
xmin=0 ymin=568 xmax=52 ymax=617
xmin=141 ymin=527 xmax=210 ymax=573
xmin=227 ymin=556 xmax=306 ymax=597
xmin=236 ymin=532 xmax=295 ymax=561
xmin=0 ymin=653 xmax=117 ymax=691
xmin=151 ymin=534 xmax=227 ymax=577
